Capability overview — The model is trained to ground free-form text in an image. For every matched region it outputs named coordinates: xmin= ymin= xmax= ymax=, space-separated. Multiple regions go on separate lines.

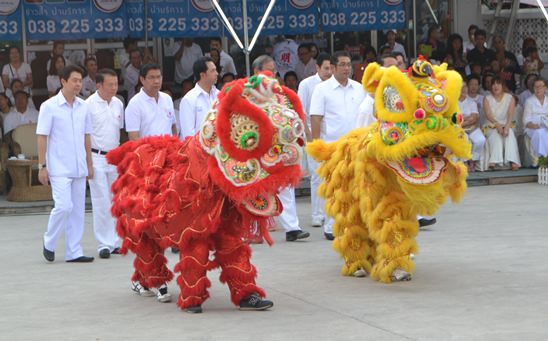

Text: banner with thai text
xmin=319 ymin=0 xmax=406 ymax=32
xmin=23 ymin=0 xmax=127 ymax=41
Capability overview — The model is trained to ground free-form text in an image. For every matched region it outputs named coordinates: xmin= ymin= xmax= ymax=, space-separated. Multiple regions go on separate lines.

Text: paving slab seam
xmin=265 ymin=285 xmax=418 ymax=341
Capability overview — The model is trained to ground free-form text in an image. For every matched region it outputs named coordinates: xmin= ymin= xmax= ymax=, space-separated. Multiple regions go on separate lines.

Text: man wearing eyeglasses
xmin=309 ymin=51 xmax=366 ymax=240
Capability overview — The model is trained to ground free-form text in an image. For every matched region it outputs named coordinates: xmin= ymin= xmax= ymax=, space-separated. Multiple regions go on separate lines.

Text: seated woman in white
xmin=523 ymin=78 xmax=548 ymax=158
xmin=483 ymin=77 xmax=521 ymax=170
xmin=459 ymin=82 xmax=486 ymax=172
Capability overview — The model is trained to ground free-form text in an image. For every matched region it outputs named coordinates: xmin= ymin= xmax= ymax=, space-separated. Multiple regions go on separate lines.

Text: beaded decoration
xmin=242 ymin=193 xmax=279 ymax=216
xmin=383 ymin=86 xmax=405 ymax=113
xmin=380 ymin=121 xmax=410 ymax=145
xmin=199 ymin=73 xmax=305 ymax=187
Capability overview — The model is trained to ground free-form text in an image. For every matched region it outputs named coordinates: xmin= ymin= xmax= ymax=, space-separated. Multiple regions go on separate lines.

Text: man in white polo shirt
xmin=179 ymin=57 xmax=219 ymax=139
xmin=124 ymin=63 xmax=176 ymax=303
xmin=86 ymin=68 xmax=124 ymax=259
xmin=37 ymin=65 xmax=94 ymax=263
xmin=125 ymin=63 xmax=177 ymax=140
xmin=298 ymin=53 xmax=331 ymax=229
xmin=309 ymin=51 xmax=366 ymax=240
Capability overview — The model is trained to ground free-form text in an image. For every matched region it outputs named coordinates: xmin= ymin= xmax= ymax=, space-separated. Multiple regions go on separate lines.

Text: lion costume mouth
xmin=386 ymin=144 xmax=450 ymax=184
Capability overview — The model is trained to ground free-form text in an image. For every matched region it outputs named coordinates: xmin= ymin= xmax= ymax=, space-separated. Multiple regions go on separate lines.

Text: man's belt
xmin=91 ymin=148 xmax=109 ymax=155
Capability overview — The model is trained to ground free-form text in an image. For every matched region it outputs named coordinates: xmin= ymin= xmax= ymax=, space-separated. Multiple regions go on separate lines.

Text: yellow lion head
xmin=362 ymin=58 xmax=471 ymax=185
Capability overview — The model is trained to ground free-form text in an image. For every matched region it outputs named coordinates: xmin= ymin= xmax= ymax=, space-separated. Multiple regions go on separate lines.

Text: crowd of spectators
xmin=1 ymin=28 xmax=547 ymax=193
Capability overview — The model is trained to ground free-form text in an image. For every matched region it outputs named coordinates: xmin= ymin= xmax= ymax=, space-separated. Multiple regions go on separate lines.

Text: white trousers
xmin=88 ymin=153 xmax=119 ymax=252
xmin=277 ymin=187 xmax=301 ymax=232
xmin=308 ymin=156 xmax=325 ymax=222
xmin=486 ymin=127 xmax=521 ymax=166
xmin=467 ymin=128 xmax=487 ymax=161
xmin=526 ymin=128 xmax=548 ymax=157
xmin=43 ymin=176 xmax=86 ymax=260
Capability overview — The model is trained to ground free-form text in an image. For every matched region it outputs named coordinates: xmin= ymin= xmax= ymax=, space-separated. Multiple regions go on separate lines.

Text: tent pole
xmin=243 ymin=0 xmax=250 ymax=76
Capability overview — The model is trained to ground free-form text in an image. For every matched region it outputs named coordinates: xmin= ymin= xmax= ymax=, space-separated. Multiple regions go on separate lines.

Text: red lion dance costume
xmin=107 ymin=73 xmax=305 ymax=313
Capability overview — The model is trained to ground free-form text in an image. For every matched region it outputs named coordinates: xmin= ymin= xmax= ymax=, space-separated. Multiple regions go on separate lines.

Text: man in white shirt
xmin=174 ymin=39 xmax=203 ymax=84
xmin=295 ymin=43 xmax=316 ymax=82
xmin=37 ymin=65 xmax=94 ymax=263
xmin=273 ymin=35 xmax=299 ymax=78
xmin=459 ymin=82 xmax=486 ymax=171
xmin=380 ymin=30 xmax=407 ymax=62
xmin=86 ymin=69 xmax=124 ymax=259
xmin=81 ymin=57 xmax=98 ymax=99
xmin=179 ymin=57 xmax=219 ymax=139
xmin=126 ymin=63 xmax=177 ymax=140
xmin=207 ymin=37 xmax=237 ymax=77
xmin=3 ymin=91 xmax=39 ymax=134
xmin=310 ymin=51 xmax=366 ymax=240
xmin=124 ymin=63 xmax=176 ymax=302
xmin=124 ymin=50 xmax=142 ymax=101
xmin=298 ymin=53 xmax=332 ymax=228
xmin=251 ymin=55 xmax=310 ymax=242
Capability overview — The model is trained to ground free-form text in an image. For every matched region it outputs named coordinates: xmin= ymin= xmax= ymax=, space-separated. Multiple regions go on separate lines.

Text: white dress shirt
xmin=3 ymin=107 xmax=39 ymax=134
xmin=295 ymin=59 xmax=316 ymax=81
xmin=297 ymin=73 xmax=322 ymax=130
xmin=47 ymin=75 xmax=61 ymax=94
xmin=125 ymin=89 xmax=176 ymax=137
xmin=36 ymin=91 xmax=92 ymax=178
xmin=459 ymin=96 xmax=479 ymax=118
xmin=179 ymin=84 xmax=219 ymax=139
xmin=124 ymin=64 xmax=140 ymax=100
xmin=81 ymin=75 xmax=97 ymax=99
xmin=355 ymin=94 xmax=376 ymax=128
xmin=86 ymin=92 xmax=124 ymax=152
xmin=175 ymin=43 xmax=203 ymax=83
xmin=309 ymin=76 xmax=366 ymax=142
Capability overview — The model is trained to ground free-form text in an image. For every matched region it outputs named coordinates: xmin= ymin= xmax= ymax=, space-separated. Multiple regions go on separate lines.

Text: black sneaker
xmin=239 ymin=293 xmax=273 ymax=311
xmin=43 ymin=244 xmax=54 ymax=262
xmin=285 ymin=230 xmax=310 ymax=241
xmin=418 ymin=217 xmax=437 ymax=228
xmin=324 ymin=232 xmax=334 ymax=240
xmin=99 ymin=249 xmax=110 ymax=259
xmin=184 ymin=306 xmax=203 ymax=314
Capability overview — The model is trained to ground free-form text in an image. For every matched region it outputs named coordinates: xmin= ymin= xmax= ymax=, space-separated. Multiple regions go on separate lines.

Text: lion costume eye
xmin=383 ymin=86 xmax=405 ymax=113
xmin=230 ymin=114 xmax=260 ymax=151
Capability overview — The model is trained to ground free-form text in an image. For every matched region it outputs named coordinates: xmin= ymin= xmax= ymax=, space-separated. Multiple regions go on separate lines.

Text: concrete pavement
xmin=0 ymin=183 xmax=547 ymax=341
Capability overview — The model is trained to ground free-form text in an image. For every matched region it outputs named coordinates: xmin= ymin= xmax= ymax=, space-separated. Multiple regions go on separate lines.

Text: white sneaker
xmin=156 ymin=284 xmax=172 ymax=303
xmin=131 ymin=281 xmax=155 ymax=297
xmin=311 ymin=217 xmax=324 ymax=227
xmin=353 ymin=269 xmax=367 ymax=277
xmin=391 ymin=269 xmax=412 ymax=282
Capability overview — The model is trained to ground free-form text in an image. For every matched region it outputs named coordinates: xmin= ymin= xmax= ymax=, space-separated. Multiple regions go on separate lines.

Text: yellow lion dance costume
xmin=307 ymin=58 xmax=471 ymax=283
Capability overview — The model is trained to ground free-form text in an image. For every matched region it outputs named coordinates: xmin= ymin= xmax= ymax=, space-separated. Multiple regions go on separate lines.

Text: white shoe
xmin=391 ymin=269 xmax=412 ymax=282
xmin=131 ymin=281 xmax=155 ymax=297
xmin=156 ymin=284 xmax=172 ymax=303
xmin=353 ymin=269 xmax=367 ymax=277
xmin=311 ymin=217 xmax=323 ymax=227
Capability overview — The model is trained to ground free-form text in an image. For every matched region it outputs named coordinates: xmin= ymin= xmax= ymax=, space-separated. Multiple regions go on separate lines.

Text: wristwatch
xmin=38 ymin=163 xmax=46 ymax=170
